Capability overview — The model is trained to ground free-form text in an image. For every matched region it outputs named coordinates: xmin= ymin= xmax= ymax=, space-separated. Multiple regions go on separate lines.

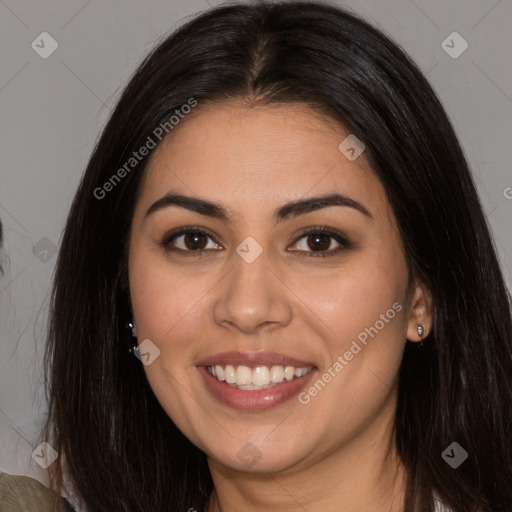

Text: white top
xmin=434 ymin=493 xmax=453 ymax=512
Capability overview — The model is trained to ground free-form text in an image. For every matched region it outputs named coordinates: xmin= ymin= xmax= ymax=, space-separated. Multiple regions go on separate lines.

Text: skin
xmin=128 ymin=100 xmax=433 ymax=512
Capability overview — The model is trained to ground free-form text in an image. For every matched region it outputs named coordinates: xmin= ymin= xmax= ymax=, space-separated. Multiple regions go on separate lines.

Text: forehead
xmin=137 ymin=101 xmax=389 ymax=223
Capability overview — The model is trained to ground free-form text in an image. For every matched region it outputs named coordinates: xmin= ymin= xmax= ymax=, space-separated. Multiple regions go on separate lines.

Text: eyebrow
xmin=145 ymin=191 xmax=373 ymax=223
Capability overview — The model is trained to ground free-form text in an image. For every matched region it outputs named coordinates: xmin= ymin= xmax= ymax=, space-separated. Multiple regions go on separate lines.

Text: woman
xmin=9 ymin=1 xmax=512 ymax=511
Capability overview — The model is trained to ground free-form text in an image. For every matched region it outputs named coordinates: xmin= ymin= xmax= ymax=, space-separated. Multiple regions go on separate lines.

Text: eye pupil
xmin=308 ymin=234 xmax=330 ymax=251
xmin=184 ymin=232 xmax=207 ymax=250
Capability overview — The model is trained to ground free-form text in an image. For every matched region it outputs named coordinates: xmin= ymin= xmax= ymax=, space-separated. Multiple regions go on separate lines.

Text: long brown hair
xmin=42 ymin=2 xmax=512 ymax=511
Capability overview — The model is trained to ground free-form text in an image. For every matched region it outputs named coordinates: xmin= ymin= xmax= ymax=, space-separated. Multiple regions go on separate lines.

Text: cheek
xmin=129 ymin=248 xmax=208 ymax=343
xmin=301 ymin=254 xmax=406 ymax=346
xmin=304 ymin=253 xmax=408 ymax=402
xmin=296 ymin=272 xmax=406 ymax=440
xmin=327 ymin=278 xmax=403 ymax=342
xmin=129 ymin=256 xmax=206 ymax=424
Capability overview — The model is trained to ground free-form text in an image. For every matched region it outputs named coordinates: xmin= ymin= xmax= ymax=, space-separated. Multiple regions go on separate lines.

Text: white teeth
xmin=215 ymin=365 xmax=224 ymax=381
xmin=235 ymin=365 xmax=252 ymax=385
xmin=295 ymin=367 xmax=309 ymax=377
xmin=225 ymin=364 xmax=236 ymax=384
xmin=284 ymin=366 xmax=295 ymax=381
xmin=252 ymin=366 xmax=270 ymax=386
xmin=270 ymin=365 xmax=284 ymax=383
xmin=207 ymin=364 xmax=313 ymax=389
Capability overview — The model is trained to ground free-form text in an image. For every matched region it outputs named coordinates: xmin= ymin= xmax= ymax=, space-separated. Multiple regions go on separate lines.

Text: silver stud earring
xmin=127 ymin=321 xmax=137 ymax=337
xmin=127 ymin=321 xmax=140 ymax=357
xmin=417 ymin=323 xmax=425 ymax=339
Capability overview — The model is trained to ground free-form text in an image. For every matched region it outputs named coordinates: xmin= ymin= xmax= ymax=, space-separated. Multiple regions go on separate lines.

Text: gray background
xmin=0 ymin=0 xmax=511 ymax=485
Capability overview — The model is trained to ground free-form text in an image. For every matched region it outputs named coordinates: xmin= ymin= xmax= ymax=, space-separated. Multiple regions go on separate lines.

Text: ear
xmin=406 ymin=278 xmax=434 ymax=342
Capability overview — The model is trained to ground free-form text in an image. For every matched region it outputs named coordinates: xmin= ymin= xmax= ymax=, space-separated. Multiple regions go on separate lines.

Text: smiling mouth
xmin=205 ymin=364 xmax=314 ymax=390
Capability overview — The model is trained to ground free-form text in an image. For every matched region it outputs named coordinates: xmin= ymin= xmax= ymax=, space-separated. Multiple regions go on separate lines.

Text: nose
xmin=212 ymin=247 xmax=293 ymax=334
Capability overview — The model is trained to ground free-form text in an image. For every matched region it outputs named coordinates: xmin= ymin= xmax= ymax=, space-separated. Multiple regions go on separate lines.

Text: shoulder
xmin=0 ymin=472 xmax=74 ymax=512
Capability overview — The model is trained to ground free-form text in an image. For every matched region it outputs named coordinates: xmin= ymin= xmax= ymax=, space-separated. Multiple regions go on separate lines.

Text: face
xmin=128 ymin=101 xmax=426 ymax=475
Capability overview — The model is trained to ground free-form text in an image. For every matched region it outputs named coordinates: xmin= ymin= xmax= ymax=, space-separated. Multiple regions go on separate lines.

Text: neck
xmin=206 ymin=399 xmax=407 ymax=512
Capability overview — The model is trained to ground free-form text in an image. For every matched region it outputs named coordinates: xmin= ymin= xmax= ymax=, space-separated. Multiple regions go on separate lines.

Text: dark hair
xmin=42 ymin=2 xmax=512 ymax=511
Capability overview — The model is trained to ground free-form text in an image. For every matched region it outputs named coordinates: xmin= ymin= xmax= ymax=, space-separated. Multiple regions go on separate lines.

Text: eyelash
xmin=160 ymin=225 xmax=351 ymax=259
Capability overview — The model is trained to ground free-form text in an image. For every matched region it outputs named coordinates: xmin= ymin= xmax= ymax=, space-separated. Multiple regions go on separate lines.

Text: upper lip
xmin=196 ymin=351 xmax=316 ymax=368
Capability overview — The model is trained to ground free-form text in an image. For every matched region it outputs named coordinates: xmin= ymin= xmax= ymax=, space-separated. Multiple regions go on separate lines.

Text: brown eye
xmin=306 ymin=233 xmax=332 ymax=252
xmin=182 ymin=232 xmax=208 ymax=250
xmin=289 ymin=227 xmax=351 ymax=258
xmin=161 ymin=227 xmax=222 ymax=254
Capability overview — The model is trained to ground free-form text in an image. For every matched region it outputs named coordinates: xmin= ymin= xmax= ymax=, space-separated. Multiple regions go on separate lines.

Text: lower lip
xmin=197 ymin=366 xmax=317 ymax=411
